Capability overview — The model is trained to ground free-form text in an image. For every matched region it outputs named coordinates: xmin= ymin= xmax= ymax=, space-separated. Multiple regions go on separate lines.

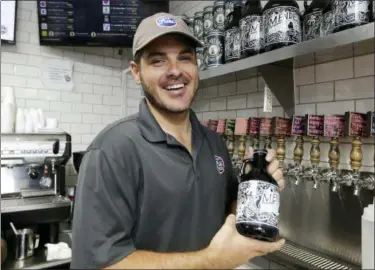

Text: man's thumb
xmin=225 ymin=214 xmax=236 ymax=227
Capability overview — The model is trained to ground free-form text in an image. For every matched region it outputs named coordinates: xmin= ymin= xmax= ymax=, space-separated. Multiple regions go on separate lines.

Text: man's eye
xmin=151 ymin=59 xmax=164 ymax=65
xmin=180 ymin=56 xmax=193 ymax=61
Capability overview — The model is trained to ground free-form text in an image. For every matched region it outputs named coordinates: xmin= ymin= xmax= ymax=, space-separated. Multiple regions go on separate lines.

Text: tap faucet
xmin=288 ymin=136 xmax=304 ymax=185
xmin=272 ymin=117 xmax=292 ymax=173
xmin=303 ymin=136 xmax=321 ymax=189
xmin=323 ymin=137 xmax=342 ymax=192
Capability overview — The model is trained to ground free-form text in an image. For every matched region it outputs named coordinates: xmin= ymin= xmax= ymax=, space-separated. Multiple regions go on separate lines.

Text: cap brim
xmin=133 ymin=31 xmax=204 ymax=57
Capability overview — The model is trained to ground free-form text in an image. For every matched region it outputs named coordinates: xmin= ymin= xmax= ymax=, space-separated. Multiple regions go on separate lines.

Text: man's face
xmin=130 ymin=35 xmax=199 ymax=114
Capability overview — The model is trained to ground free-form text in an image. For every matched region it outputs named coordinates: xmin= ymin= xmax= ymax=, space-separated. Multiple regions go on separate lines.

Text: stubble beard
xmin=140 ymin=75 xmax=198 ymax=115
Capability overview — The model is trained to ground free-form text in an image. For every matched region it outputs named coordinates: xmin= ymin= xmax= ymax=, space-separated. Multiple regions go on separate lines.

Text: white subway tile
xmin=355 ymin=99 xmax=374 ymax=113
xmin=111 ymin=106 xmax=122 ymax=116
xmin=1 ymin=63 xmax=14 ymax=75
xmin=247 ymin=92 xmax=263 ymax=108
xmin=73 ymin=72 xmax=84 ymax=84
xmin=17 ymin=19 xmax=38 ymax=33
xmin=72 ymin=103 xmax=93 ymax=113
xmin=258 ymin=106 xmax=284 ymax=117
xmin=83 ymin=94 xmax=102 ymax=104
xmin=258 ymin=76 xmax=266 ymax=91
xmin=1 ymin=52 xmax=28 ymax=65
xmin=28 ymin=34 xmax=39 ymax=45
xmin=112 ymin=69 xmax=122 ymax=77
xmin=103 ymin=96 xmax=121 ymax=105
xmin=85 ymin=54 xmax=104 ymax=66
xmin=316 ymin=101 xmax=354 ymax=115
xmin=74 ymin=83 xmax=93 ymax=93
xmin=218 ymin=81 xmax=236 ymax=97
xmin=315 ymin=58 xmax=353 ymax=83
xmin=354 ymin=53 xmax=374 ymax=77
xmin=15 ymin=31 xmax=29 ymax=43
xmin=91 ymin=124 xmax=106 ymax=134
xmin=2 ymin=75 xmax=27 ymax=87
xmin=81 ymin=135 xmax=96 ymax=144
xmin=59 ymin=123 xmax=71 ymax=133
xmin=15 ymin=87 xmax=38 ymax=99
xmin=202 ymin=112 xmax=218 ymax=121
xmin=227 ymin=95 xmax=247 ymax=109
xmin=295 ymin=66 xmax=315 ymax=86
xmin=38 ymin=90 xmax=61 ymax=101
xmin=26 ymin=78 xmax=44 ymax=89
xmin=13 ymin=65 xmax=40 ymax=77
xmin=299 ymin=82 xmax=334 ymax=103
xmin=82 ymin=114 xmax=102 ymax=124
xmin=335 ymin=76 xmax=374 ymax=100
xmin=71 ymin=135 xmax=82 ymax=144
xmin=236 ymin=109 xmax=258 ymax=118
xmin=43 ymin=111 xmax=61 ymax=121
xmin=27 ymin=55 xmax=44 ymax=67
xmin=16 ymin=98 xmax=26 ymax=108
xmin=192 ymin=100 xmax=210 ymax=112
xmin=210 ymin=97 xmax=227 ymax=111
xmin=70 ymin=123 xmax=91 ymax=134
xmin=126 ymin=88 xmax=142 ymax=98
xmin=127 ymin=97 xmax=140 ymax=107
xmin=102 ymin=76 xmax=121 ymax=86
xmin=218 ymin=110 xmax=237 ymax=119
xmin=237 ymin=77 xmax=258 ymax=94
xmin=17 ymin=8 xmax=31 ymax=21
xmin=113 ymin=87 xmax=123 ymax=96
xmin=50 ymin=101 xmax=72 ymax=112
xmin=61 ymin=113 xmax=82 ymax=123
xmin=102 ymin=115 xmax=119 ymax=124
xmin=93 ymin=85 xmax=112 ymax=95
xmin=83 ymin=74 xmax=102 ymax=84
xmin=61 ymin=92 xmax=82 ymax=102
xmin=93 ymin=104 xmax=112 ymax=115
xmin=74 ymin=62 xmax=94 ymax=73
xmin=25 ymin=100 xmax=50 ymax=110
xmin=63 ymin=51 xmax=85 ymax=62
xmin=104 ymin=57 xmax=122 ymax=68
xmin=295 ymin=104 xmax=316 ymax=115
xmin=94 ymin=65 xmax=113 ymax=76
xmin=16 ymin=43 xmax=40 ymax=55
xmin=130 ymin=107 xmax=139 ymax=114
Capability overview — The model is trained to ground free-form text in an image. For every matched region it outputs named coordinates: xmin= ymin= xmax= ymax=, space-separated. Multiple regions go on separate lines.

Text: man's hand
xmin=207 ymin=214 xmax=285 ymax=269
xmin=246 ymin=147 xmax=285 ymax=191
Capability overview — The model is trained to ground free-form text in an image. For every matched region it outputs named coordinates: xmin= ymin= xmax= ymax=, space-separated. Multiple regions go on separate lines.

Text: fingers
xmin=265 ymin=148 xmax=276 ymax=162
xmin=267 ymin=159 xmax=279 ymax=175
xmin=254 ymin=238 xmax=286 ymax=255
xmin=225 ymin=214 xmax=236 ymax=227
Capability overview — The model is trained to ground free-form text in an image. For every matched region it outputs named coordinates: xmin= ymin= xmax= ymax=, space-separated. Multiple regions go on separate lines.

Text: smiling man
xmin=71 ymin=13 xmax=285 ymax=269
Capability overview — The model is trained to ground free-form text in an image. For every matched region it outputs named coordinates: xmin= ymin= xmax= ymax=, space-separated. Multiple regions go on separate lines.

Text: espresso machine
xmin=1 ymin=132 xmax=72 ymax=269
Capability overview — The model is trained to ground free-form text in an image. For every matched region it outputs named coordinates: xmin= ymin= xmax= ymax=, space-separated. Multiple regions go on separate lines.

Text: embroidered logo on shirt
xmin=215 ymin=155 xmax=225 ymax=174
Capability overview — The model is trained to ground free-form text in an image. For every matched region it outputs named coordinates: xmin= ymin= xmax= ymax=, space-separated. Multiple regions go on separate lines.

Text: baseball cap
xmin=132 ymin=12 xmax=204 ymax=57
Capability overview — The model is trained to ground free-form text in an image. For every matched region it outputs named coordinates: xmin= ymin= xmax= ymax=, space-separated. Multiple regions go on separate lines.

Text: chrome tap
xmin=288 ymin=136 xmax=304 ymax=185
xmin=303 ymin=136 xmax=321 ymax=189
xmin=321 ymin=137 xmax=342 ymax=192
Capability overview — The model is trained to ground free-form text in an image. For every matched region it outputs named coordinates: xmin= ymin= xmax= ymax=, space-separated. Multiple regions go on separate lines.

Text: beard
xmin=140 ymin=74 xmax=198 ymax=115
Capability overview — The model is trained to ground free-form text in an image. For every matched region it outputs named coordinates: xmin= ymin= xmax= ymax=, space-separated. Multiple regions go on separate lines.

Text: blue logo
xmin=156 ymin=16 xmax=177 ymax=28
xmin=215 ymin=156 xmax=225 ymax=175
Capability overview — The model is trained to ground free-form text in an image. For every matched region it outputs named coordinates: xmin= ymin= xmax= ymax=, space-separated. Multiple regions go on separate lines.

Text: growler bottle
xmin=236 ymin=148 xmax=280 ymax=242
xmin=322 ymin=0 xmax=334 ymax=36
xmin=333 ymin=0 xmax=371 ymax=33
xmin=224 ymin=2 xmax=242 ymax=63
xmin=263 ymin=0 xmax=302 ymax=52
xmin=302 ymin=0 xmax=326 ymax=41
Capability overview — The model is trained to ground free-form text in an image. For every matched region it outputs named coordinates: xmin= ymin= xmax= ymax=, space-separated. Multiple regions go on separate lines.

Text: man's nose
xmin=166 ymin=61 xmax=182 ymax=78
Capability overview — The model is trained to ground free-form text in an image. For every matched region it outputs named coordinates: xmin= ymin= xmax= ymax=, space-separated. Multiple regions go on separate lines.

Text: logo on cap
xmin=156 ymin=16 xmax=177 ymax=28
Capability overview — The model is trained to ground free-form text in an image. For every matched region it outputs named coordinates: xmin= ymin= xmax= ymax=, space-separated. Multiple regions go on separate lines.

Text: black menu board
xmin=37 ymin=0 xmax=169 ymax=47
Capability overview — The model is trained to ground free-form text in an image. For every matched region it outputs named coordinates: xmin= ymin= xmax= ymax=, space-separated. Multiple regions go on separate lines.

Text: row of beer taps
xmin=202 ymin=111 xmax=375 ymax=196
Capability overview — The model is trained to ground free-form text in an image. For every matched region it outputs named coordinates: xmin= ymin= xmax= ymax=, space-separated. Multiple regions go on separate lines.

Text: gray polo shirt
xmin=71 ymin=99 xmax=238 ymax=269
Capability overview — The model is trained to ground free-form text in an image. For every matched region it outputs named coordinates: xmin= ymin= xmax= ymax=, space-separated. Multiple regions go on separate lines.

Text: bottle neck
xmin=252 ymin=150 xmax=268 ymax=170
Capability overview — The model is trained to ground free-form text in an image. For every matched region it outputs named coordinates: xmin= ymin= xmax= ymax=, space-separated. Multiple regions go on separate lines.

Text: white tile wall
xmin=171 ymin=1 xmax=375 ymax=173
xmin=0 ymin=1 xmax=136 ymax=185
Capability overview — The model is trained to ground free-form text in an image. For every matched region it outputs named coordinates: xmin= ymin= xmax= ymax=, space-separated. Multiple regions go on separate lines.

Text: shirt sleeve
xmin=71 ymin=147 xmax=139 ymax=269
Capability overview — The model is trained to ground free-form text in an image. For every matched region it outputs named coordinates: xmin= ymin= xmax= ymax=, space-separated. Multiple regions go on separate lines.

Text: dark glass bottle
xmin=236 ymin=149 xmax=280 ymax=242
xmin=224 ymin=2 xmax=242 ymax=63
xmin=322 ymin=0 xmax=334 ymax=36
xmin=240 ymin=0 xmax=264 ymax=58
xmin=263 ymin=0 xmax=302 ymax=52
xmin=302 ymin=0 xmax=326 ymax=41
xmin=333 ymin=0 xmax=371 ymax=33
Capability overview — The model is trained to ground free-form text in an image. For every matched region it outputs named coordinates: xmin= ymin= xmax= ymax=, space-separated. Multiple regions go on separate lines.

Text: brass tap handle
xmin=293 ymin=136 xmax=304 ymax=165
xmin=238 ymin=135 xmax=246 ymax=160
xmin=310 ymin=136 xmax=321 ymax=166
xmin=276 ymin=136 xmax=286 ymax=166
xmin=328 ymin=137 xmax=340 ymax=169
xmin=228 ymin=135 xmax=235 ymax=158
xmin=350 ymin=136 xmax=362 ymax=171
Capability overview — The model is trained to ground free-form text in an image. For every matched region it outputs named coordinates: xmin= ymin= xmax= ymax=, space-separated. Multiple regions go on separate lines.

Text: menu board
xmin=324 ymin=115 xmax=345 ymax=137
xmin=366 ymin=111 xmax=375 ymax=136
xmin=306 ymin=114 xmax=324 ymax=136
xmin=272 ymin=117 xmax=291 ymax=136
xmin=259 ymin=118 xmax=272 ymax=136
xmin=37 ymin=0 xmax=169 ymax=47
xmin=291 ymin=115 xmax=305 ymax=136
xmin=1 ymin=0 xmax=17 ymax=44
xmin=248 ymin=118 xmax=260 ymax=135
xmin=344 ymin=112 xmax=367 ymax=136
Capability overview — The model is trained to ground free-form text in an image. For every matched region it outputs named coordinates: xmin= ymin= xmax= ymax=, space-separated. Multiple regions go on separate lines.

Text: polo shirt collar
xmin=137 ymin=98 xmax=206 ymax=143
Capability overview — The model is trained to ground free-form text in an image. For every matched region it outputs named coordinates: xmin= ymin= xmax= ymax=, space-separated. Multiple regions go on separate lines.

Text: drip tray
xmin=266 ymin=242 xmax=358 ymax=270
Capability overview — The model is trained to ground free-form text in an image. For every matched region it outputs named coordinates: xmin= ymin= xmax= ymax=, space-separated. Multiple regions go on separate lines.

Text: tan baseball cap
xmin=132 ymin=12 xmax=204 ymax=57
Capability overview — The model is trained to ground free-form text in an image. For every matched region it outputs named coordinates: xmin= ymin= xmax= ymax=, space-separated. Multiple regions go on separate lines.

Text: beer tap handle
xmin=326 ymin=137 xmax=341 ymax=191
xmin=291 ymin=136 xmax=304 ymax=185
xmin=276 ymin=136 xmax=286 ymax=170
xmin=306 ymin=136 xmax=321 ymax=189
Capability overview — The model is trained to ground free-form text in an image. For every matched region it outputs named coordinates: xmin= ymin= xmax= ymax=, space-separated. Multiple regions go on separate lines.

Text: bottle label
xmin=225 ymin=1 xmax=234 ymax=17
xmin=225 ymin=27 xmax=241 ymax=61
xmin=194 ymin=18 xmax=203 ymax=40
xmin=303 ymin=10 xmax=323 ymax=41
xmin=333 ymin=0 xmax=370 ymax=28
xmin=206 ymin=34 xmax=224 ymax=67
xmin=196 ymin=47 xmax=206 ymax=71
xmin=236 ymin=180 xmax=280 ymax=228
xmin=213 ymin=6 xmax=225 ymax=30
xmin=263 ymin=6 xmax=301 ymax=47
xmin=240 ymin=15 xmax=264 ymax=53
xmin=322 ymin=11 xmax=334 ymax=36
xmin=203 ymin=12 xmax=214 ymax=35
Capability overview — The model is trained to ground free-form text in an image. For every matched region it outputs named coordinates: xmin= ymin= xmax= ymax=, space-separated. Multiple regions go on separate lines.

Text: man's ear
xmin=130 ymin=61 xmax=141 ymax=85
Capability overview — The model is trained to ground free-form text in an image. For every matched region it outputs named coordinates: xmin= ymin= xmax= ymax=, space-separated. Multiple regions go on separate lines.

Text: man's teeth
xmin=166 ymin=83 xmax=184 ymax=90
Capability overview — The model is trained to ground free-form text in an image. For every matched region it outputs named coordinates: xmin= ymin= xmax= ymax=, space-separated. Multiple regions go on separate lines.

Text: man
xmin=71 ymin=12 xmax=285 ymax=269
